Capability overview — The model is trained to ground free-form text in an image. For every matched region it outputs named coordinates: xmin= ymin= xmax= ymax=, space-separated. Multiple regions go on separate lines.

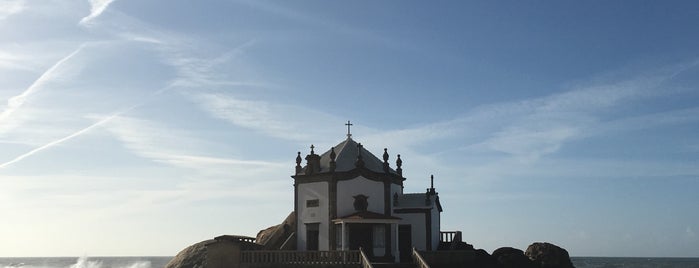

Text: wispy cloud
xmin=188 ymin=92 xmax=342 ymax=143
xmin=79 ymin=0 xmax=117 ymax=25
xmin=0 ymin=0 xmax=25 ymax=20
xmin=0 ymin=108 xmax=121 ymax=169
xmin=100 ymin=115 xmax=284 ymax=174
xmin=0 ymin=45 xmax=84 ymax=130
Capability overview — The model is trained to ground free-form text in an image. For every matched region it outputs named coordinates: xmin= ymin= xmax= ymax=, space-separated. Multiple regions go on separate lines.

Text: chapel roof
xmin=314 ymin=137 xmax=399 ymax=175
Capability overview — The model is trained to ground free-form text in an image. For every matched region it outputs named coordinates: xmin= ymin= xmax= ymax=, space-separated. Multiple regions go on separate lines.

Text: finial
xmin=345 ymin=120 xmax=353 ymax=138
xmin=431 ymin=175 xmax=434 ymax=188
xmin=295 ymin=152 xmax=303 ymax=174
xmin=382 ymin=148 xmax=390 ymax=173
xmin=330 ymin=147 xmax=336 ymax=162
xmin=396 ymin=154 xmax=403 ymax=176
xmin=310 ymin=144 xmax=315 ymax=155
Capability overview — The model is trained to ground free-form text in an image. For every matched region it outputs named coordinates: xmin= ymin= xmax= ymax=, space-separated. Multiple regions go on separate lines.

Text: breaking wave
xmin=1 ymin=257 xmax=154 ymax=268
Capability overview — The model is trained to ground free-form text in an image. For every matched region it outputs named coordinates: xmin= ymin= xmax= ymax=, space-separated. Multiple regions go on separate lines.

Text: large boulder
xmin=492 ymin=247 xmax=537 ymax=268
xmin=255 ymin=211 xmax=296 ymax=250
xmin=473 ymin=249 xmax=499 ymax=268
xmin=165 ymin=236 xmax=261 ymax=268
xmin=525 ymin=242 xmax=575 ymax=268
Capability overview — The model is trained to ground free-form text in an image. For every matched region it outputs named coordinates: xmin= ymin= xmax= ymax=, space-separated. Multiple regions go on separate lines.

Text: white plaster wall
xmin=398 ymin=213 xmax=427 ymax=251
xmin=337 ymin=176 xmax=384 ymax=216
xmin=296 ymin=181 xmax=329 ymax=250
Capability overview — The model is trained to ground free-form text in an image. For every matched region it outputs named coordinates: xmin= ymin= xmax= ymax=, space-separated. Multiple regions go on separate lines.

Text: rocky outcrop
xmin=473 ymin=249 xmax=499 ymax=268
xmin=255 ymin=211 xmax=296 ymax=250
xmin=165 ymin=236 xmax=261 ymax=268
xmin=166 ymin=239 xmax=211 ymax=268
xmin=525 ymin=242 xmax=575 ymax=268
xmin=492 ymin=247 xmax=537 ymax=268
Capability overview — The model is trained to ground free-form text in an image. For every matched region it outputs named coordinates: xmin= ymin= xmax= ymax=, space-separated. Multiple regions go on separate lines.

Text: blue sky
xmin=1 ymin=0 xmax=698 ymax=258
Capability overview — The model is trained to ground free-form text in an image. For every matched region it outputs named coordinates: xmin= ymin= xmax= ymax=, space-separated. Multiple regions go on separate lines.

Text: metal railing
xmin=358 ymin=248 xmax=373 ymax=268
xmin=241 ymin=250 xmax=360 ymax=265
xmin=412 ymin=248 xmax=430 ymax=268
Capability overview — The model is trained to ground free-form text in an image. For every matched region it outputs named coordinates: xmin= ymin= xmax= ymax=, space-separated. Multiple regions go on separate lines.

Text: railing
xmin=358 ymin=248 xmax=373 ymax=268
xmin=412 ymin=248 xmax=430 ymax=268
xmin=241 ymin=250 xmax=360 ymax=265
xmin=278 ymin=232 xmax=296 ymax=250
xmin=439 ymin=231 xmax=462 ymax=243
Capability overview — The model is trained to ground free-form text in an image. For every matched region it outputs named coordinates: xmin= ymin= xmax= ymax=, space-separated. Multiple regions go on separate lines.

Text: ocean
xmin=2 ymin=256 xmax=699 ymax=268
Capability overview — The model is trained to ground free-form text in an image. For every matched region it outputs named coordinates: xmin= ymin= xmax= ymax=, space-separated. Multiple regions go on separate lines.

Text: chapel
xmin=292 ymin=124 xmax=443 ymax=262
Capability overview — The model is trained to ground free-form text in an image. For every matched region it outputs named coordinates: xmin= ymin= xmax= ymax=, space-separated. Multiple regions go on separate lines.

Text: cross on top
xmin=345 ymin=120 xmax=353 ymax=138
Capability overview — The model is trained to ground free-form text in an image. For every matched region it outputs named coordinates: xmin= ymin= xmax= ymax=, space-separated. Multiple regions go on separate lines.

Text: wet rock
xmin=492 ymin=247 xmax=537 ymax=268
xmin=525 ymin=242 xmax=575 ymax=268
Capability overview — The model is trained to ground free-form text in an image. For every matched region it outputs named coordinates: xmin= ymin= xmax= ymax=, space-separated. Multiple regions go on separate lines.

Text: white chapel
xmin=292 ymin=124 xmax=443 ymax=262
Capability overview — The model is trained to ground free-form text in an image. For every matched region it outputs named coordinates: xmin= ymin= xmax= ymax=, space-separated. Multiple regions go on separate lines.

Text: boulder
xmin=255 ymin=211 xmax=296 ymax=250
xmin=165 ymin=236 xmax=261 ymax=268
xmin=525 ymin=242 xmax=575 ymax=268
xmin=492 ymin=247 xmax=537 ymax=268
xmin=473 ymin=249 xmax=499 ymax=268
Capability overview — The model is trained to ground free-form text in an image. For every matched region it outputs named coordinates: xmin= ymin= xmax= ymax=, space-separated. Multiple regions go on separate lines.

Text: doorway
xmin=349 ymin=224 xmax=373 ymax=256
xmin=398 ymin=225 xmax=412 ymax=262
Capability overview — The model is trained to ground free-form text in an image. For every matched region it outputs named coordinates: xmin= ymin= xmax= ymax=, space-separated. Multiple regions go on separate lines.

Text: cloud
xmin=0 ymin=0 xmax=25 ymax=20
xmin=188 ymin=92 xmax=341 ymax=142
xmin=0 ymin=45 xmax=85 ymax=131
xmin=100 ymin=115 xmax=284 ymax=174
xmin=0 ymin=109 xmax=121 ymax=169
xmin=79 ymin=0 xmax=117 ymax=25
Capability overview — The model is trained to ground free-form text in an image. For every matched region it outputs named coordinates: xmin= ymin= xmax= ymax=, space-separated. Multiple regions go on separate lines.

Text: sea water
xmin=0 ymin=257 xmax=171 ymax=268
xmin=3 ymin=256 xmax=699 ymax=268
xmin=571 ymin=257 xmax=699 ymax=268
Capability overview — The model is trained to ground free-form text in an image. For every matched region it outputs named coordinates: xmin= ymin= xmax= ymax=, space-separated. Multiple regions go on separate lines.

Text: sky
xmin=1 ymin=0 xmax=698 ymax=258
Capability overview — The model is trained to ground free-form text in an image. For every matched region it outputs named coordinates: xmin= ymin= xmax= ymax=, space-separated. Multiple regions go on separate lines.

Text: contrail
xmin=80 ymin=0 xmax=117 ymax=25
xmin=0 ymin=44 xmax=85 ymax=124
xmin=0 ymin=86 xmax=172 ymax=169
xmin=0 ymin=112 xmax=121 ymax=169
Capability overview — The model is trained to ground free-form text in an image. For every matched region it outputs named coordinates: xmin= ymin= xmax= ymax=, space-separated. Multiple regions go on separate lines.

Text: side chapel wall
xmin=296 ymin=181 xmax=329 ymax=250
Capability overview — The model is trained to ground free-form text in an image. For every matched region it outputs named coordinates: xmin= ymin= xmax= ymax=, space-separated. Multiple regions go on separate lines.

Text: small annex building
xmin=293 ymin=129 xmax=443 ymax=262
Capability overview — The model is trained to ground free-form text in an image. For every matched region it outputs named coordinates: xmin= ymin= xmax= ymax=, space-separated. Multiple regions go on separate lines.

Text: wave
xmin=2 ymin=257 xmax=153 ymax=268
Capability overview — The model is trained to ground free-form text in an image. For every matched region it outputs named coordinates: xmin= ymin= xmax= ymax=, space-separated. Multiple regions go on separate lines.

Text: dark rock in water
xmin=525 ymin=242 xmax=575 ymax=268
xmin=492 ymin=247 xmax=537 ymax=268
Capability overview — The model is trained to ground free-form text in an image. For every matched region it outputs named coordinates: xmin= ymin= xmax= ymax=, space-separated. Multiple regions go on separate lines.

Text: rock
xmin=165 ymin=239 xmax=213 ymax=268
xmin=525 ymin=242 xmax=575 ymax=268
xmin=492 ymin=247 xmax=537 ymax=268
xmin=473 ymin=249 xmax=499 ymax=268
xmin=255 ymin=211 xmax=296 ymax=250
xmin=165 ymin=236 xmax=261 ymax=268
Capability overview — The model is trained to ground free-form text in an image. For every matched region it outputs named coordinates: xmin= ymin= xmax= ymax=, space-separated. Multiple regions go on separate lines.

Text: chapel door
xmin=398 ymin=225 xmax=412 ymax=262
xmin=306 ymin=223 xmax=319 ymax=250
xmin=349 ymin=224 xmax=373 ymax=256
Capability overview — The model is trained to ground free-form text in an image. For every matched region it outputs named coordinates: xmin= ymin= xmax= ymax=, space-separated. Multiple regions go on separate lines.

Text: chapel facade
xmin=293 ymin=130 xmax=443 ymax=262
